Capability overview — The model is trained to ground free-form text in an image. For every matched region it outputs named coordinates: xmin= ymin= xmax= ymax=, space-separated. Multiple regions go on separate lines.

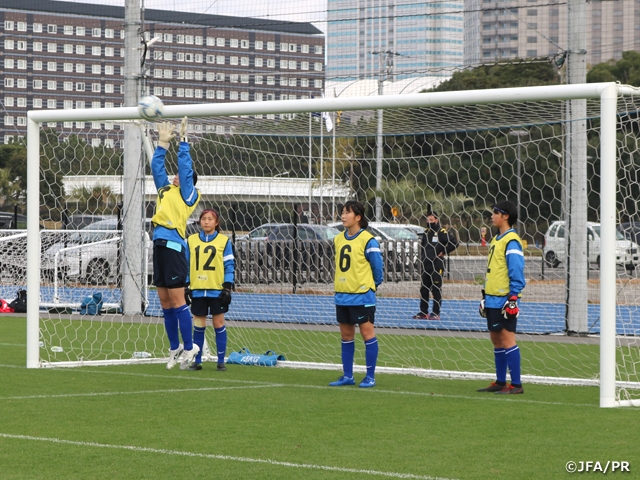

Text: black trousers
xmin=419 ymin=268 xmax=443 ymax=315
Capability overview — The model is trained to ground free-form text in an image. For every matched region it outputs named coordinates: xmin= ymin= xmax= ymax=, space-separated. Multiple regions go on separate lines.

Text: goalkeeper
xmin=151 ymin=117 xmax=201 ymax=370
xmin=185 ymin=208 xmax=235 ymax=371
xmin=477 ymin=201 xmax=526 ymax=394
xmin=329 ymin=201 xmax=384 ymax=388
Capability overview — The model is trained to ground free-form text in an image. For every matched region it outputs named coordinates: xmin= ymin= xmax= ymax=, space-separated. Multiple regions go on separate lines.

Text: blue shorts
xmin=191 ymin=296 xmax=229 ymax=317
xmin=486 ymin=307 xmax=517 ymax=333
xmin=153 ymin=240 xmax=187 ymax=288
xmin=336 ymin=305 xmax=376 ymax=325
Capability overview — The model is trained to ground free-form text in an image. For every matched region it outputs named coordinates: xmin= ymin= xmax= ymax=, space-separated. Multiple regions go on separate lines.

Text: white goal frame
xmin=25 ymin=82 xmax=633 ymax=407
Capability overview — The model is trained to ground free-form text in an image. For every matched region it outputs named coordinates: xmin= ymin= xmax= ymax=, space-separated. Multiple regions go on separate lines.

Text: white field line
xmin=0 ymin=365 xmax=600 ymax=408
xmin=0 ymin=433 xmax=455 ymax=480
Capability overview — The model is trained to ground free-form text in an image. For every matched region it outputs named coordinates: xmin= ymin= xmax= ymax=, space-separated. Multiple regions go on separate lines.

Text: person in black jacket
xmin=413 ymin=212 xmax=458 ymax=320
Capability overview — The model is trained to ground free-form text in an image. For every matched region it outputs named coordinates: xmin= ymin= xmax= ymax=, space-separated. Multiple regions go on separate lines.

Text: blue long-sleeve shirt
xmin=151 ymin=142 xmax=198 ymax=249
xmin=485 ymin=233 xmax=526 ymax=308
xmin=186 ymin=230 xmax=235 ymax=298
xmin=334 ymin=232 xmax=384 ymax=307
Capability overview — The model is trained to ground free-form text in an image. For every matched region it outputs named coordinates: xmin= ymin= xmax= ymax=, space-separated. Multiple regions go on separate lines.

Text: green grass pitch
xmin=1 ymin=317 xmax=638 ymax=479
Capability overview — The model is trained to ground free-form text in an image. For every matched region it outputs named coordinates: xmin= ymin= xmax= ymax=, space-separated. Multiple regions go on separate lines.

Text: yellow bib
xmin=334 ymin=230 xmax=376 ymax=294
xmin=485 ymin=231 xmax=522 ymax=296
xmin=152 ymin=184 xmax=201 ymax=239
xmin=187 ymin=232 xmax=229 ymax=290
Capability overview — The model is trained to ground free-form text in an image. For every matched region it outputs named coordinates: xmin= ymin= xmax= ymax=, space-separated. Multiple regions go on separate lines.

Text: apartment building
xmin=465 ymin=0 xmax=640 ymax=66
xmin=1 ymin=0 xmax=325 ymax=144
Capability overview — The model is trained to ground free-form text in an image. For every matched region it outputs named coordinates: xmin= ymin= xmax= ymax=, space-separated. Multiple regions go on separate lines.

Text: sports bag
xmin=226 ymin=348 xmax=286 ymax=366
xmin=80 ymin=292 xmax=103 ymax=315
xmin=0 ymin=299 xmax=15 ymax=313
xmin=8 ymin=289 xmax=26 ymax=313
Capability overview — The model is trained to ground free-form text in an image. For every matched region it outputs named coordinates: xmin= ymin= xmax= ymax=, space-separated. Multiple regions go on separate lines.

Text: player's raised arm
xmin=176 ymin=117 xmax=198 ymax=205
xmin=151 ymin=122 xmax=176 ymax=189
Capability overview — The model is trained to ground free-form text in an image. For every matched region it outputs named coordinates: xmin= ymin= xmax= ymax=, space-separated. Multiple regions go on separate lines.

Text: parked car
xmin=619 ymin=222 xmax=640 ymax=245
xmin=42 ymin=218 xmax=154 ymax=284
xmin=0 ymin=212 xmax=27 ymax=230
xmin=65 ymin=214 xmax=117 ymax=230
xmin=544 ymin=220 xmax=640 ymax=270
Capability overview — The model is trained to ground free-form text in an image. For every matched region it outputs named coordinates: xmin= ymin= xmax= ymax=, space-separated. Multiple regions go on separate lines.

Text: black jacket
xmin=421 ymin=225 xmax=458 ymax=271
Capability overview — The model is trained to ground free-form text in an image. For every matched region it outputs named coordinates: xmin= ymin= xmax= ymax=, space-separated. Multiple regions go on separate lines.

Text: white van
xmin=544 ymin=220 xmax=640 ymax=269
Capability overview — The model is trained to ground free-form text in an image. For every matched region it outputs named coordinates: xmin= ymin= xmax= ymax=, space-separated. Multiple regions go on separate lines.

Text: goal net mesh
xmin=17 ymin=91 xmax=640 ymax=402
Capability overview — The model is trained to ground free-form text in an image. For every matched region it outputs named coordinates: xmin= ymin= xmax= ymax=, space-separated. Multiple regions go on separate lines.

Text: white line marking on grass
xmin=0 ymin=433 xmax=454 ymax=480
xmin=0 ymin=384 xmax=284 ymax=401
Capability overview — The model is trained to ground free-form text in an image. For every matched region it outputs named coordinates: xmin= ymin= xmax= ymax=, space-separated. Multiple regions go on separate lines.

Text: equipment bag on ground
xmin=8 ymin=289 xmax=26 ymax=313
xmin=80 ymin=292 xmax=103 ymax=315
xmin=226 ymin=348 xmax=286 ymax=366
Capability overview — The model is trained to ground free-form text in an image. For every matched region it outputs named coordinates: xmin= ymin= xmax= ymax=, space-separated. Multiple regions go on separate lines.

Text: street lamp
xmin=268 ymin=171 xmax=289 ymax=223
xmin=509 ymin=130 xmax=529 ymax=236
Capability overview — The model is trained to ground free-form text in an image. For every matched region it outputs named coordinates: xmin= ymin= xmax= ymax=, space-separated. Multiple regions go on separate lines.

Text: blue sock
xmin=214 ymin=326 xmax=227 ymax=364
xmin=341 ymin=340 xmax=355 ymax=378
xmin=494 ymin=348 xmax=507 ymax=384
xmin=364 ymin=337 xmax=379 ymax=379
xmin=505 ymin=345 xmax=521 ymax=386
xmin=163 ymin=308 xmax=180 ymax=350
xmin=193 ymin=326 xmax=206 ymax=364
xmin=175 ymin=305 xmax=193 ymax=350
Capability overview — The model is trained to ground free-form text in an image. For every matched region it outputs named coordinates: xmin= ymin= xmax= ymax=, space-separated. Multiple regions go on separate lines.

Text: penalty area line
xmin=0 ymin=433 xmax=455 ymax=480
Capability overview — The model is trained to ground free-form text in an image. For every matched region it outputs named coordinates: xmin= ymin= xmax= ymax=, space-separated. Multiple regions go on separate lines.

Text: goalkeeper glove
xmin=184 ymin=286 xmax=192 ymax=306
xmin=479 ymin=289 xmax=486 ymax=318
xmin=502 ymin=295 xmax=519 ymax=320
xmin=157 ymin=122 xmax=175 ymax=150
xmin=219 ymin=282 xmax=233 ymax=307
xmin=179 ymin=116 xmax=188 ymax=143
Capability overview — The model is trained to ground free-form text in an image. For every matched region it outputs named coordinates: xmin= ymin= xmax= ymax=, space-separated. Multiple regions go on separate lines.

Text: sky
xmin=58 ymin=0 xmax=328 ymax=32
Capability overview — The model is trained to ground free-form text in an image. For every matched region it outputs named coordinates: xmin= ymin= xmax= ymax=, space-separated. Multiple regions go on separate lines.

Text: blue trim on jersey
xmin=334 ymin=233 xmax=384 ymax=307
xmin=177 ymin=142 xmax=198 ymax=206
xmin=187 ymin=230 xmax=236 ymax=298
xmin=485 ymin=233 xmax=526 ymax=308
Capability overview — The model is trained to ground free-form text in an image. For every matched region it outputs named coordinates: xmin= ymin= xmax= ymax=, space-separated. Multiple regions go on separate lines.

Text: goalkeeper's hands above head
xmin=157 ymin=122 xmax=175 ymax=150
xmin=179 ymin=116 xmax=188 ymax=143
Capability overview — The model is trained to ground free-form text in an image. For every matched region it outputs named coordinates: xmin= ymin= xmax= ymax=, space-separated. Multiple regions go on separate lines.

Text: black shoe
xmin=495 ymin=384 xmax=524 ymax=395
xmin=412 ymin=312 xmax=429 ymax=320
xmin=217 ymin=363 xmax=227 ymax=371
xmin=187 ymin=363 xmax=202 ymax=371
xmin=477 ymin=381 xmax=506 ymax=392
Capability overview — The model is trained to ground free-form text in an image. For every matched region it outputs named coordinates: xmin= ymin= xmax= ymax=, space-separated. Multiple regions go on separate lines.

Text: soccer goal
xmin=23 ymin=82 xmax=640 ymax=408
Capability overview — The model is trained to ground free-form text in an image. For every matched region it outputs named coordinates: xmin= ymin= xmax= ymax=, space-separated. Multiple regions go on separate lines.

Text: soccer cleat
xmin=329 ymin=375 xmax=355 ymax=387
xmin=187 ymin=363 xmax=202 ymax=371
xmin=495 ymin=384 xmax=524 ymax=395
xmin=359 ymin=375 xmax=376 ymax=388
xmin=412 ymin=312 xmax=429 ymax=320
xmin=477 ymin=382 xmax=506 ymax=392
xmin=427 ymin=313 xmax=441 ymax=320
xmin=179 ymin=344 xmax=201 ymax=370
xmin=217 ymin=362 xmax=227 ymax=371
xmin=166 ymin=344 xmax=184 ymax=370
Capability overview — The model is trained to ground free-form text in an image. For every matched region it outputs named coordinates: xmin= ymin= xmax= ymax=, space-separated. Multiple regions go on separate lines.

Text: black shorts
xmin=153 ymin=241 xmax=188 ymax=288
xmin=191 ymin=296 xmax=229 ymax=317
xmin=336 ymin=305 xmax=375 ymax=325
xmin=486 ymin=307 xmax=517 ymax=333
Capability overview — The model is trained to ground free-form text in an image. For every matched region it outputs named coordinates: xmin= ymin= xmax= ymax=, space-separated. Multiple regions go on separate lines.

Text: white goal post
xmin=25 ymin=82 xmax=637 ymax=408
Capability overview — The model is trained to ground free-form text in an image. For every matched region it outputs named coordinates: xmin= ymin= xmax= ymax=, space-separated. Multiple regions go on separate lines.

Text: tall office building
xmin=326 ymin=0 xmax=464 ymax=83
xmin=1 ymin=0 xmax=325 ymax=144
xmin=465 ymin=0 xmax=640 ymax=66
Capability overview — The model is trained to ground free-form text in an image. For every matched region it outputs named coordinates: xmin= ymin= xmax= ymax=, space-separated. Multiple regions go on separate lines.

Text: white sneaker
xmin=166 ymin=343 xmax=184 ymax=370
xmin=179 ymin=344 xmax=200 ymax=370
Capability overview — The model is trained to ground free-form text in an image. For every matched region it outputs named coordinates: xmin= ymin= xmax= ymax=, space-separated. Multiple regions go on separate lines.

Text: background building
xmin=326 ymin=0 xmax=464 ymax=83
xmin=1 ymin=0 xmax=325 ymax=144
xmin=465 ymin=0 xmax=640 ymax=66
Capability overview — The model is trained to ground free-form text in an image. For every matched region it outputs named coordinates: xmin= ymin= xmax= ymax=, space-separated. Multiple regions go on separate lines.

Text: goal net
xmin=23 ymin=83 xmax=640 ymax=407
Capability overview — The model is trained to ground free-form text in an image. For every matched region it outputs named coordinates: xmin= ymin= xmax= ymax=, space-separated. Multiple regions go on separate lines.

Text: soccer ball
xmin=138 ymin=95 xmax=164 ymax=121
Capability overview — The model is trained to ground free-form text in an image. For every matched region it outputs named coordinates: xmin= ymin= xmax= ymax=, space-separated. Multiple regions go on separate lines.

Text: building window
xmin=314 ymin=45 xmax=323 ymax=54
xmin=16 ymin=79 xmax=26 ymax=89
xmin=105 ymin=139 xmax=114 ymax=148
xmin=33 ymin=61 xmax=43 ymax=70
xmin=255 ymin=75 xmax=263 ymax=84
xmin=177 ymin=88 xmax=185 ymax=97
xmin=289 ymin=61 xmax=296 ymax=70
xmin=92 ymin=83 xmax=101 ymax=92
xmin=185 ymin=71 xmax=194 ymax=80
xmin=280 ymin=77 xmax=288 ymax=86
xmin=289 ymin=78 xmax=297 ymax=87
xmin=64 ymin=63 xmax=73 ymax=72
xmin=241 ymin=57 xmax=249 ymax=66
xmin=527 ymin=9 xmax=537 ymax=15
xmin=47 ymin=62 xmax=57 ymax=71
xmin=206 ymin=90 xmax=215 ymax=99
xmin=206 ymin=72 xmax=215 ymax=81
xmin=301 ymin=61 xmax=309 ymax=70
xmin=255 ymin=58 xmax=263 ymax=67
xmin=76 ymin=82 xmax=85 ymax=91
xmin=105 ymin=65 xmax=114 ymax=75
xmin=230 ymin=91 xmax=238 ymax=100
xmin=164 ymin=69 xmax=172 ymax=79
xmin=92 ymin=101 xmax=101 ymax=108
xmin=17 ymin=41 xmax=26 ymax=51
xmin=4 ymin=39 xmax=14 ymax=50
xmin=154 ymin=87 xmax=163 ymax=96
xmin=5 ymin=21 xmax=14 ymax=30
xmin=91 ymin=139 xmax=101 ymax=147
xmin=241 ymin=74 xmax=249 ymax=83
xmin=216 ymin=37 xmax=225 ymax=47
xmin=47 ymin=43 xmax=57 ymax=53
xmin=185 ymin=88 xmax=193 ymax=98
xmin=17 ymin=97 xmax=27 ymax=107
xmin=195 ymin=54 xmax=203 ymax=63
xmin=63 ymin=81 xmax=73 ymax=91
xmin=280 ymin=42 xmax=288 ymax=51
xmin=105 ymin=47 xmax=114 ymax=57
xmin=526 ymin=49 xmax=537 ymax=57
xmin=47 ymin=99 xmax=57 ymax=108
xmin=177 ymin=70 xmax=185 ymax=79
xmin=185 ymin=35 xmax=194 ymax=44
xmin=76 ymin=45 xmax=85 ymax=55
xmin=4 ymin=117 xmax=15 ymax=126
xmin=33 ymin=23 xmax=43 ymax=33
xmin=47 ymin=81 xmax=57 ymax=90
xmin=76 ymin=26 xmax=85 ymax=36
xmin=267 ymin=41 xmax=275 ymax=51
xmin=230 ymin=56 xmax=239 ymax=65
xmin=4 ymin=59 xmax=14 ymax=69
xmin=64 ymin=25 xmax=73 ymax=35
xmin=267 ymin=59 xmax=275 ymax=68
xmin=216 ymin=73 xmax=225 ymax=81
xmin=195 ymin=36 xmax=203 ymax=45
xmin=105 ymin=28 xmax=114 ymax=38
xmin=314 ymin=79 xmax=322 ymax=88
xmin=206 ymin=37 xmax=215 ymax=46
xmin=301 ymin=44 xmax=309 ymax=53
xmin=164 ymin=51 xmax=172 ymax=61
xmin=176 ymin=52 xmax=185 ymax=61
xmin=241 ymin=39 xmax=249 ymax=49
xmin=75 ymin=122 xmax=84 ymax=129
xmin=289 ymin=44 xmax=297 ymax=52
xmin=33 ymin=98 xmax=43 ymax=108
xmin=230 ymin=74 xmax=239 ymax=83
xmin=216 ymin=91 xmax=225 ymax=99
xmin=176 ymin=34 xmax=185 ymax=44
xmin=92 ymin=46 xmax=101 ymax=56
xmin=185 ymin=53 xmax=193 ymax=62
xmin=314 ymin=62 xmax=323 ymax=72
xmin=76 ymin=101 xmax=85 ymax=109
xmin=92 ymin=64 xmax=101 ymax=74
xmin=217 ymin=55 xmax=225 ymax=64
xmin=230 ymin=39 xmax=239 ymax=48
xmin=255 ymin=40 xmax=263 ymax=50
xmin=527 ymin=36 xmax=537 ymax=43
xmin=267 ymin=76 xmax=275 ymax=85
xmin=48 ymin=24 xmax=57 ymax=33
xmin=255 ymin=92 xmax=263 ymax=101
xmin=33 ymin=42 xmax=43 ymax=52
xmin=206 ymin=54 xmax=215 ymax=63
xmin=64 ymin=44 xmax=73 ymax=53
xmin=4 ymin=97 xmax=14 ymax=107
xmin=92 ymin=27 xmax=101 ymax=37
xmin=195 ymin=89 xmax=202 ymax=98
xmin=33 ymin=80 xmax=43 ymax=89
xmin=164 ymin=87 xmax=172 ymax=97
xmin=17 ymin=117 xmax=26 ymax=126
xmin=163 ymin=34 xmax=173 ymax=43
xmin=105 ymin=84 xmax=114 ymax=93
